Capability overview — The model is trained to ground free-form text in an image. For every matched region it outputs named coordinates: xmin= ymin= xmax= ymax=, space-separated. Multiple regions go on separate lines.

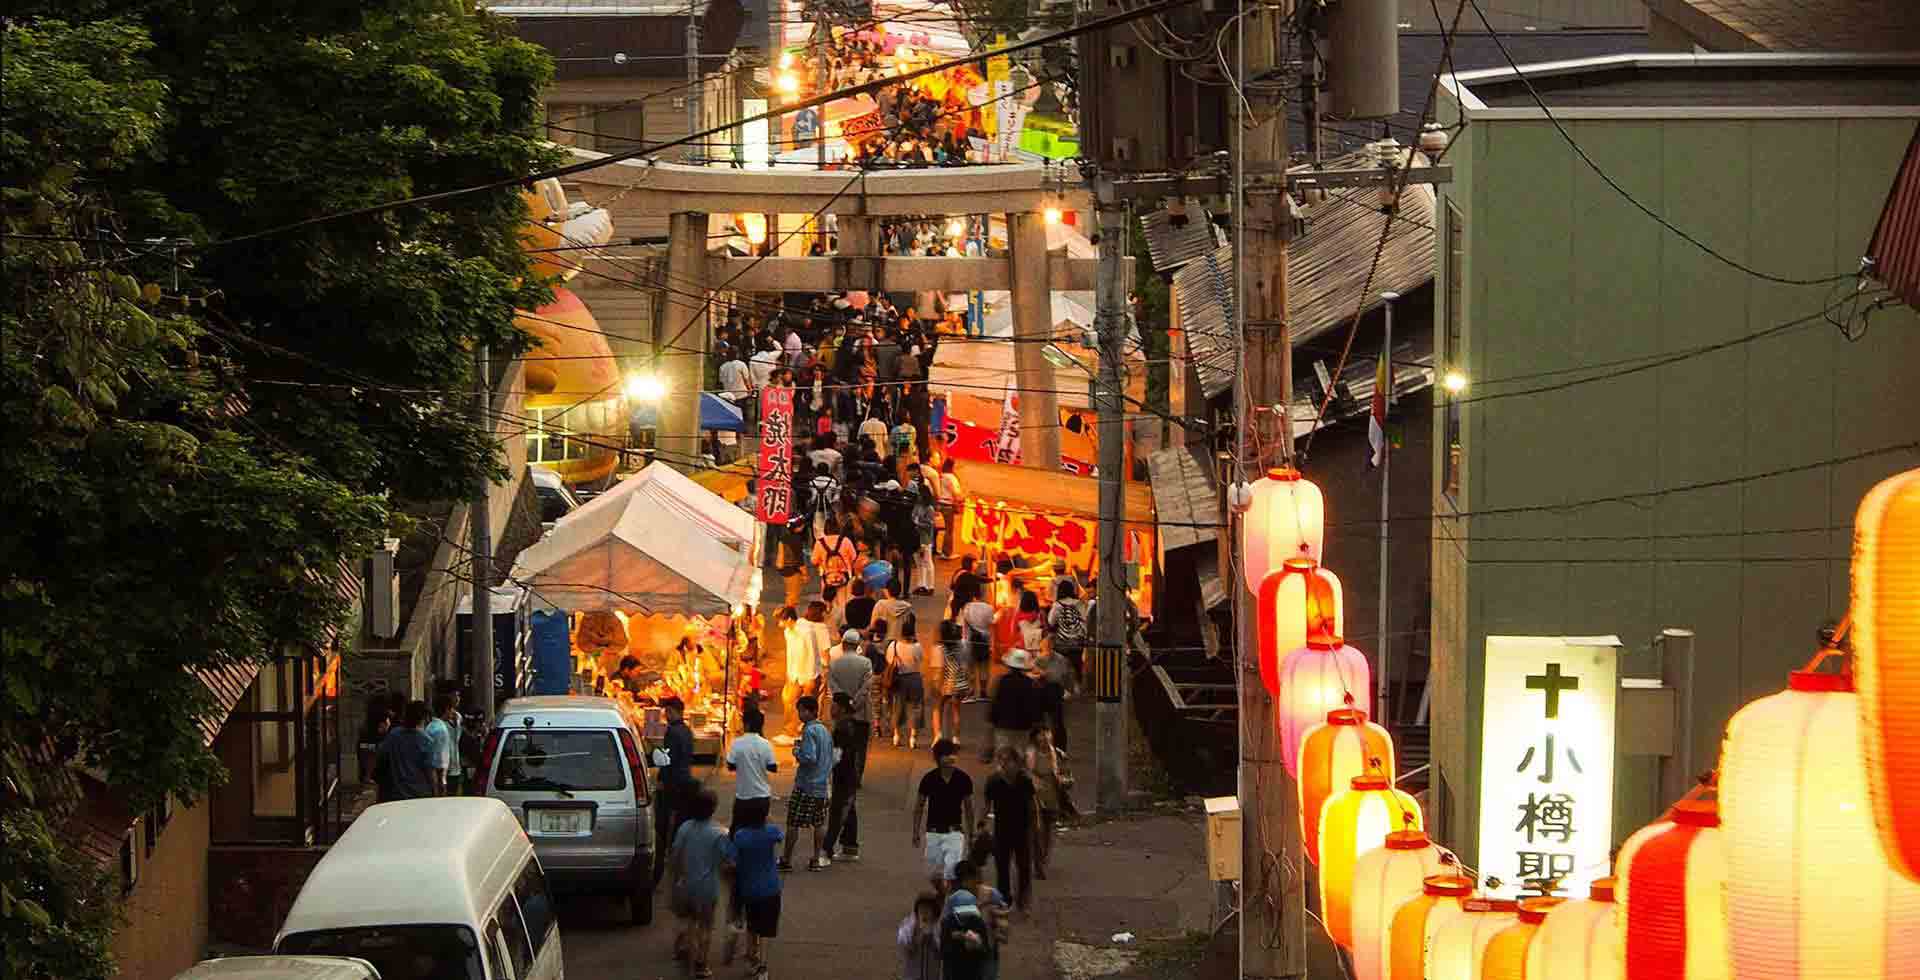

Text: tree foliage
xmin=2 ymin=6 xmax=555 ymax=975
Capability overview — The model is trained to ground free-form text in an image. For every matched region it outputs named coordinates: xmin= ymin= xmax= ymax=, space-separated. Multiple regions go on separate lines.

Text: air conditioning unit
xmin=366 ymin=537 xmax=402 ymax=639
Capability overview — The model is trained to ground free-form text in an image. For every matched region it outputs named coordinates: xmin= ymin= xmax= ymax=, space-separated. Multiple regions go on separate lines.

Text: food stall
xmin=509 ymin=463 xmax=765 ymax=759
xmin=948 ymin=459 xmax=1157 ymax=616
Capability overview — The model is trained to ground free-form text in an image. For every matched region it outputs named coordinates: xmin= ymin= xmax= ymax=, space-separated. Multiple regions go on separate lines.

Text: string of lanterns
xmin=1235 ymin=464 xmax=1920 ymax=980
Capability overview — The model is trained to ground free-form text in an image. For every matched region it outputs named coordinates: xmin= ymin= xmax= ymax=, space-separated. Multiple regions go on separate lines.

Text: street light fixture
xmin=1442 ymin=370 xmax=1468 ymax=394
xmin=625 ymin=373 xmax=666 ymax=402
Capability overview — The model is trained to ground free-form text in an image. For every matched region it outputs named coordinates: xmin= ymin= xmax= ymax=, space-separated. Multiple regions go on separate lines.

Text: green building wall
xmin=1427 ymin=101 xmax=1920 ymax=868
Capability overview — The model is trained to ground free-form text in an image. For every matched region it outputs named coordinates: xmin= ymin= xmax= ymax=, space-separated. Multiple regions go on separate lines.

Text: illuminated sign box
xmin=1476 ymin=635 xmax=1620 ymax=899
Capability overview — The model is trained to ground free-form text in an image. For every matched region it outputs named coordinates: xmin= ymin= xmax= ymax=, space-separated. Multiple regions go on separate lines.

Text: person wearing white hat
xmin=985 ymin=649 xmax=1044 ymax=763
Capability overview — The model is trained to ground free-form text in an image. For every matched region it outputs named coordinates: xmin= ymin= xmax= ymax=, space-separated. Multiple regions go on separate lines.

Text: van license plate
xmin=530 ymin=809 xmax=589 ymax=835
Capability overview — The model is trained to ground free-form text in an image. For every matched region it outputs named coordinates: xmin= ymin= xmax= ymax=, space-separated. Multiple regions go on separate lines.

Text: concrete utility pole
xmin=1234 ymin=2 xmax=1304 ymax=976
xmin=471 ymin=343 xmax=496 ymax=719
xmin=686 ymin=2 xmax=703 ymax=164
xmin=1092 ymin=181 xmax=1130 ymax=812
xmin=1377 ymin=290 xmax=1396 ymax=726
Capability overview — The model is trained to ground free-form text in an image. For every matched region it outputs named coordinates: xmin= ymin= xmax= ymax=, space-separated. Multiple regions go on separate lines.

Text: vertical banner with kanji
xmin=756 ymin=386 xmax=796 ymax=525
xmin=1475 ymin=636 xmax=1619 ymax=898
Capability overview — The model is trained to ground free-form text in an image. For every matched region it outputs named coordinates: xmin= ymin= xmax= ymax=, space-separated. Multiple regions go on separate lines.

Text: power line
xmin=1463 ymin=0 xmax=1861 ymax=289
xmin=186 ymin=0 xmax=1199 ymax=250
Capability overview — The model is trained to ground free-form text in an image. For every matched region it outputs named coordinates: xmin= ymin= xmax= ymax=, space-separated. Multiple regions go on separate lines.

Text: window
xmin=527 ymin=407 xmax=595 ymax=464
xmin=120 ymin=828 xmax=138 ymax=894
xmin=545 ymin=103 xmax=593 ymax=150
xmin=599 ymin=106 xmax=645 ymax=148
xmin=1442 ymin=201 xmax=1465 ymax=501
xmin=495 ymin=894 xmax=535 ymax=977
xmin=513 ymin=859 xmax=556 ymax=957
xmin=495 ymin=730 xmax=626 ymax=792
xmin=280 ymin=925 xmax=486 ymax=980
xmin=484 ymin=923 xmax=510 ymax=980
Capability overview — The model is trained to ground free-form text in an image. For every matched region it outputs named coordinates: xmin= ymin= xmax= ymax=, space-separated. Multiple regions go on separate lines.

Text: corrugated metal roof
xmin=1141 ymin=205 xmax=1226 ymax=275
xmin=1286 ymin=151 xmax=1437 ymax=346
xmin=1173 ymin=244 xmax=1237 ymax=400
xmin=1657 ymin=0 xmax=1920 ymax=51
xmin=1868 ymin=124 xmax=1920 ymax=311
xmin=1147 ymin=446 xmax=1220 ymax=553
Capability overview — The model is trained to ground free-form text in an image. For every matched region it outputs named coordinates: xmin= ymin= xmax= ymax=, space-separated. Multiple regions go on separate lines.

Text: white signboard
xmin=742 ymin=98 xmax=770 ymax=170
xmin=1476 ymin=635 xmax=1619 ymax=898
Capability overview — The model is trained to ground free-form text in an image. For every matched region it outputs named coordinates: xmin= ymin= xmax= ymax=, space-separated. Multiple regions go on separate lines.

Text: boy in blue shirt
xmin=728 ymin=814 xmax=783 ymax=980
xmin=779 ymin=695 xmax=835 ymax=871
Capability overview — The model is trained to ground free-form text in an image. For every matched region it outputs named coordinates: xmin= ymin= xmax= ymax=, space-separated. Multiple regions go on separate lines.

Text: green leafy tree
xmin=2 ymin=6 xmax=555 ymax=976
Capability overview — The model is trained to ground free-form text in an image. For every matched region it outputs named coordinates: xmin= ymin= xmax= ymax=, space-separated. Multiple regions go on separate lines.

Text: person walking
xmin=778 ymin=604 xmax=831 ymax=741
xmin=822 ymin=692 xmax=865 ymax=864
xmin=862 ymin=625 xmax=892 ymax=741
xmin=983 ymin=747 xmax=1039 ymax=914
xmin=896 ymin=893 xmax=943 ymax=980
xmin=933 ymin=619 xmax=970 ymax=746
xmin=780 ymin=696 xmax=833 ymax=871
xmin=725 ymin=803 xmax=782 ymax=980
xmin=1047 ymin=579 xmax=1091 ymax=695
xmin=666 ymin=787 xmax=734 ymax=980
xmin=987 ymin=650 xmax=1044 ymax=762
xmin=913 ymin=738 xmax=976 ymax=896
xmin=959 ymin=592 xmax=996 ymax=703
xmin=812 ymin=519 xmax=858 ymax=597
xmin=887 ymin=613 xmax=928 ymax=749
xmin=423 ymin=693 xmax=458 ymax=796
xmin=939 ymin=862 xmax=1001 ymax=980
xmin=1028 ymin=726 xmax=1075 ymax=878
xmin=908 ymin=475 xmax=938 ymax=595
xmin=372 ymin=700 xmax=436 ymax=802
xmin=724 ymin=708 xmax=778 ymax=833
xmin=871 ymin=579 xmax=914 ymax=646
xmin=653 ymin=696 xmax=699 ymax=884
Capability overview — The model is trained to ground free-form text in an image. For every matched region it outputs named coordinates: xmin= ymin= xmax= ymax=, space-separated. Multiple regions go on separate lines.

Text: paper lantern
xmin=1299 ymin=706 xmax=1394 ymax=864
xmin=1482 ymin=897 xmax=1564 ymax=980
xmin=1256 ymin=559 xmax=1344 ymax=697
xmin=1319 ymin=774 xmax=1422 ymax=949
xmin=1528 ymin=877 xmax=1620 ymax=980
xmin=1427 ymin=896 xmax=1519 ymax=980
xmin=1721 ymin=670 xmax=1920 ymax=980
xmin=1241 ymin=466 xmax=1325 ymax=593
xmin=1615 ymin=799 xmax=1728 ymax=980
xmin=1855 ymin=466 xmax=1920 ymax=882
xmin=1389 ymin=874 xmax=1475 ymax=980
xmin=1278 ymin=635 xmax=1371 ymax=778
xmin=1352 ymin=830 xmax=1448 ymax=980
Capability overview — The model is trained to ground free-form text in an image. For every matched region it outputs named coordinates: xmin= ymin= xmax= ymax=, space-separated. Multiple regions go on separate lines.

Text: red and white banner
xmin=755 ymin=386 xmax=796 ymax=525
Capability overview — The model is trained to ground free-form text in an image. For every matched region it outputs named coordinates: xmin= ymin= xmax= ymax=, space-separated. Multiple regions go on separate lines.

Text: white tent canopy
xmin=511 ymin=463 xmax=762 ymax=615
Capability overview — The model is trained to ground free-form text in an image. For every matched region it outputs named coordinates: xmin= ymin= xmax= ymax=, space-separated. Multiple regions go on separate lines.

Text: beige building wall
xmin=111 ymin=802 xmax=211 ymax=978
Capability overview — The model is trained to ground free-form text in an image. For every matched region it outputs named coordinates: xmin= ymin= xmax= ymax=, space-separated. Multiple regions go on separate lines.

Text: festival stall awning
xmin=511 ymin=462 xmax=761 ymax=615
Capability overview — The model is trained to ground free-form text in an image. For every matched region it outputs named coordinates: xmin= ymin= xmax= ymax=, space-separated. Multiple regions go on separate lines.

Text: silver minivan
xmin=479 ymin=695 xmax=655 ymax=925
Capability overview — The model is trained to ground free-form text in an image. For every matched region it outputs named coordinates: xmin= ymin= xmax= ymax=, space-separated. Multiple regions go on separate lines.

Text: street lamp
xmin=1043 ymin=207 xmax=1063 ymax=225
xmin=1442 ymin=370 xmax=1468 ymax=394
xmin=776 ymin=71 xmax=800 ymax=96
xmin=625 ymin=373 xmax=666 ymax=402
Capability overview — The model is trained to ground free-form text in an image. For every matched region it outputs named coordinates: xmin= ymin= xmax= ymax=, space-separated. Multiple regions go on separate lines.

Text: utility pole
xmin=1092 ymin=178 xmax=1130 ymax=812
xmin=686 ymin=1 xmax=702 ymax=164
xmin=815 ymin=12 xmax=829 ymax=173
xmin=471 ymin=343 xmax=496 ymax=720
xmin=1376 ymin=291 xmax=1396 ymax=726
xmin=1234 ymin=1 xmax=1304 ymax=976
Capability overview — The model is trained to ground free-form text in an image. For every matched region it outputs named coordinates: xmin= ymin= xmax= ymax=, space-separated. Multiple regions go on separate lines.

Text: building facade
xmin=1427 ymin=53 xmax=1920 ymax=866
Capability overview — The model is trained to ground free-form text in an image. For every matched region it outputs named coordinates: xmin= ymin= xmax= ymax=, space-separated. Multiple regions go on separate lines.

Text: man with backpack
xmin=812 ymin=521 xmax=858 ymax=597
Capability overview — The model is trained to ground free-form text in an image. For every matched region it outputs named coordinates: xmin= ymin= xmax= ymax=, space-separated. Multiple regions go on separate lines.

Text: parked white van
xmin=275 ymin=798 xmax=561 ymax=980
xmin=171 ymin=956 xmax=379 ymax=979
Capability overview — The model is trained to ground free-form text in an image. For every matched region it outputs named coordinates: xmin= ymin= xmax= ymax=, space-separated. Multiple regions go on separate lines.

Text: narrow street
xmin=556 ymin=564 xmax=1213 ymax=978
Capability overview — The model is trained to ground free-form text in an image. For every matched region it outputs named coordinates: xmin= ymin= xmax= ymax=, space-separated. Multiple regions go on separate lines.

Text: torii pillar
xmin=657 ymin=210 xmax=710 ymax=470
xmin=1008 ymin=211 xmax=1062 ymax=471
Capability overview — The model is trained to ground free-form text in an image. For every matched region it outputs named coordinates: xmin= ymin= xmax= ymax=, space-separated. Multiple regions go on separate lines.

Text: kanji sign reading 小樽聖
xmin=1476 ymin=636 xmax=1619 ymax=899
xmin=755 ymin=386 xmax=795 ymax=525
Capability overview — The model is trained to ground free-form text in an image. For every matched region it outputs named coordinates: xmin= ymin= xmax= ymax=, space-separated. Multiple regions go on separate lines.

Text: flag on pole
xmin=1368 ymin=351 xmax=1391 ymax=468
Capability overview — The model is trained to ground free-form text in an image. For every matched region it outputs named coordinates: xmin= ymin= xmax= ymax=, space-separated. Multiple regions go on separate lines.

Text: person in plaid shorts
xmin=779 ymin=696 xmax=835 ymax=871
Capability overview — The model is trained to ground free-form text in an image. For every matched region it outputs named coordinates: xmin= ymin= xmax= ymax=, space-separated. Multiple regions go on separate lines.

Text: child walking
xmin=896 ymin=892 xmax=943 ymax=980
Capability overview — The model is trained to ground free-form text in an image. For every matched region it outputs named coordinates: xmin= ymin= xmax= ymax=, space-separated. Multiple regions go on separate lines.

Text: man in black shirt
xmin=842 ymin=579 xmax=877 ymax=634
xmin=913 ymin=738 xmax=975 ymax=896
xmin=988 ymin=651 xmax=1044 ymax=760
xmin=948 ymin=556 xmax=983 ymax=612
xmin=983 ymin=747 xmax=1039 ymax=912
xmin=653 ymin=697 xmax=697 ymax=883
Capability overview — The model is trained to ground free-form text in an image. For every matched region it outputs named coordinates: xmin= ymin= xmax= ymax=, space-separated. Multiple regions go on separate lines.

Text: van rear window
xmin=495 ymin=729 xmax=626 ymax=791
xmin=278 ymin=925 xmax=483 ymax=980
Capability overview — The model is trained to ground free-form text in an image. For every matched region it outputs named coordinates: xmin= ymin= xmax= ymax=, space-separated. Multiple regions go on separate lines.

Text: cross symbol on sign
xmin=1525 ymin=663 xmax=1580 ymax=719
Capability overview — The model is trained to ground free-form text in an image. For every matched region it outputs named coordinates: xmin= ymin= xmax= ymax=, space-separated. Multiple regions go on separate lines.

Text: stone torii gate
xmin=564 ymin=154 xmax=1130 ymax=472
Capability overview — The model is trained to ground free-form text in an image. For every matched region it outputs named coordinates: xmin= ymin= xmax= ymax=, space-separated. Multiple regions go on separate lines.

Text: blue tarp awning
xmin=631 ymin=393 xmax=745 ymax=432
